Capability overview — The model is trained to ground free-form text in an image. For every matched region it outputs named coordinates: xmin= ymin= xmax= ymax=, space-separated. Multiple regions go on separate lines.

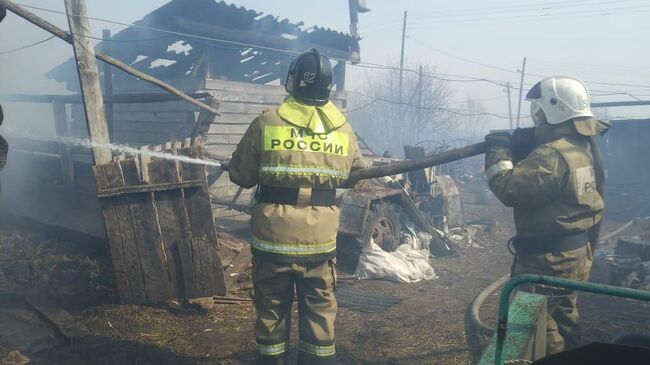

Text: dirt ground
xmin=1 ymin=186 xmax=649 ymax=365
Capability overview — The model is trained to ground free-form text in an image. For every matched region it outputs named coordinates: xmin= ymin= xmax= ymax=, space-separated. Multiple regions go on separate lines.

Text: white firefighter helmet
xmin=526 ymin=76 xmax=593 ymax=125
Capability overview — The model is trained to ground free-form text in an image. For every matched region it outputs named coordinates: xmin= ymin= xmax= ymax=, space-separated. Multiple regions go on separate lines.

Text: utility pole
xmin=102 ymin=29 xmax=114 ymax=138
xmin=398 ymin=10 xmax=407 ymax=102
xmin=515 ymin=57 xmax=527 ymax=128
xmin=64 ymin=0 xmax=111 ymax=164
xmin=506 ymin=82 xmax=513 ymax=130
xmin=416 ymin=65 xmax=423 ymax=126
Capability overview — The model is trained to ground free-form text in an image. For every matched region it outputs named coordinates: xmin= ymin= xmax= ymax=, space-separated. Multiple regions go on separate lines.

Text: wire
xmin=76 ymin=33 xmax=176 ymax=43
xmin=15 ymin=3 xmax=650 ymax=94
xmin=365 ymin=2 xmax=650 ymax=33
xmin=407 ymin=36 xmax=519 ymax=75
xmin=409 ymin=0 xmax=619 ymax=19
xmin=346 ymin=92 xmax=513 ymax=119
xmin=16 ymin=3 xmax=300 ymax=58
xmin=362 ymin=0 xmax=612 ymax=31
xmin=0 ymin=35 xmax=55 ymax=55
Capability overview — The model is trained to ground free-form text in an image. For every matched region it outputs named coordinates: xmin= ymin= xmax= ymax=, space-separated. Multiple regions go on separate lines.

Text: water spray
xmin=3 ymin=129 xmax=223 ymax=168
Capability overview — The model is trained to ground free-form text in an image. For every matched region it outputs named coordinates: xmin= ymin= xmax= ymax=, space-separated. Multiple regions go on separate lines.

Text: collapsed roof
xmin=47 ymin=0 xmax=360 ymax=90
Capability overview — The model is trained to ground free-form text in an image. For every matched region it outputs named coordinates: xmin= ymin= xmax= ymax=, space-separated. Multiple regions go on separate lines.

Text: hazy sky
xmin=2 ymin=0 xmax=650 ymax=130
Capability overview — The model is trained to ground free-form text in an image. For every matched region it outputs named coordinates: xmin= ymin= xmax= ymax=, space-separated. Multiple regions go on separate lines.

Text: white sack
xmin=354 ymin=239 xmax=438 ymax=283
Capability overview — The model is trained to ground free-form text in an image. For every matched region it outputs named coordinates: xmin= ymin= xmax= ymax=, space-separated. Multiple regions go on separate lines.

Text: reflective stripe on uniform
xmin=252 ymin=236 xmax=337 ymax=256
xmin=485 ymin=160 xmax=514 ymax=181
xmin=260 ymin=165 xmax=348 ymax=179
xmin=299 ymin=341 xmax=336 ymax=357
xmin=256 ymin=342 xmax=286 ymax=356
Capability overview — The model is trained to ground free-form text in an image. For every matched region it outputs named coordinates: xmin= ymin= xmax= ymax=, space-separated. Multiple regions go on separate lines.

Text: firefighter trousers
xmin=511 ymin=244 xmax=593 ymax=355
xmin=252 ymin=256 xmax=337 ymax=365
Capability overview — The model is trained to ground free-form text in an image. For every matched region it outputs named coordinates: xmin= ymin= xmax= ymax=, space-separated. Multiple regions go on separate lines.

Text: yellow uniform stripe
xmin=257 ymin=342 xmax=286 ymax=356
xmin=259 ymin=164 xmax=348 ymax=179
xmin=299 ymin=341 xmax=336 ymax=357
xmin=252 ymin=236 xmax=337 ymax=256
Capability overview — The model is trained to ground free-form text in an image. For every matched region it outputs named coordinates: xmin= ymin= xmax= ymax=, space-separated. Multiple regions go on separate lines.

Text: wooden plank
xmin=177 ymin=237 xmax=215 ymax=298
xmin=205 ymin=78 xmax=287 ymax=96
xmin=113 ymin=111 xmax=189 ymax=123
xmin=216 ymin=102 xmax=274 ymax=114
xmin=64 ymin=0 xmax=111 ymax=164
xmin=120 ymin=158 xmax=173 ymax=303
xmin=148 ymin=156 xmax=188 ymax=299
xmin=114 ymin=123 xmax=183 ymax=135
xmin=27 ymin=301 xmax=89 ymax=340
xmin=113 ymin=101 xmax=198 ymax=113
xmin=97 ymin=178 xmax=205 ymax=198
xmin=52 ymin=102 xmax=69 ymax=136
xmin=95 ymin=162 xmax=147 ymax=304
xmin=212 ymin=113 xmax=258 ymax=126
xmin=210 ymin=91 xmax=285 ymax=105
xmin=204 ymin=144 xmax=236 ymax=157
xmin=52 ymin=102 xmax=76 ymax=194
xmin=207 ymin=123 xmax=250 ymax=135
xmin=179 ymin=145 xmax=226 ymax=295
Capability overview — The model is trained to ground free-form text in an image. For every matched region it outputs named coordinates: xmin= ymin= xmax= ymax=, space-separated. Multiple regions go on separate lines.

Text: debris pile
xmin=600 ymin=217 xmax=650 ymax=290
xmin=0 ymin=230 xmax=112 ymax=306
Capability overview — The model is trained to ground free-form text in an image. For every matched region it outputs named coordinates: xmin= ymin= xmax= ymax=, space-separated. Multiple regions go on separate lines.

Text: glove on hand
xmin=511 ymin=127 xmax=536 ymax=162
xmin=485 ymin=132 xmax=513 ymax=167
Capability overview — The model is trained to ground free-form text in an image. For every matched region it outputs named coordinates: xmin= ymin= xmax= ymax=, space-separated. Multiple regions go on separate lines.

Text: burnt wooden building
xmin=2 ymin=0 xmax=360 ymax=237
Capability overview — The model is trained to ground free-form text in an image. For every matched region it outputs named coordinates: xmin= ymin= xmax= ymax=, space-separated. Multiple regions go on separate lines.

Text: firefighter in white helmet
xmin=484 ymin=76 xmax=609 ymax=354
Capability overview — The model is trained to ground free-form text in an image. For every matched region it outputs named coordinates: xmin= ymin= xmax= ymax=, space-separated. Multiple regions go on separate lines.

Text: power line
xmin=365 ymin=2 xmax=650 ymax=32
xmin=408 ymin=5 xmax=650 ymax=27
xmin=0 ymin=35 xmax=55 ymax=55
xmin=407 ymin=36 xmax=519 ymax=75
xmin=346 ymin=91 xmax=514 ymax=119
xmin=362 ymin=0 xmax=609 ymax=31
xmin=409 ymin=0 xmax=642 ymax=20
xmin=12 ymin=2 xmax=522 ymax=91
xmin=13 ymin=3 xmax=650 ymax=95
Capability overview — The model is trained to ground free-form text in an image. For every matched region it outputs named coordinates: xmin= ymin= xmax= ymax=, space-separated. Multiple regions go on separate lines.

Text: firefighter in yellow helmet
xmin=226 ymin=49 xmax=365 ymax=365
xmin=484 ymin=76 xmax=609 ymax=355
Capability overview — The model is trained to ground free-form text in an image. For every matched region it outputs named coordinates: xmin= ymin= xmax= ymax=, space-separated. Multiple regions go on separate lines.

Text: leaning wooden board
xmin=93 ymin=143 xmax=226 ymax=305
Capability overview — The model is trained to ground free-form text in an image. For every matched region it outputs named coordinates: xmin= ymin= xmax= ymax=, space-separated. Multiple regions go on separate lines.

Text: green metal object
xmin=478 ymin=292 xmax=547 ymax=365
xmin=494 ymin=274 xmax=650 ymax=365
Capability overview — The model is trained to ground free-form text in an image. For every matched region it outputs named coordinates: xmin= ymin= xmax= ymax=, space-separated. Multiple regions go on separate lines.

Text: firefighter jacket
xmin=229 ymin=96 xmax=365 ymax=263
xmin=486 ymin=118 xmax=607 ymax=238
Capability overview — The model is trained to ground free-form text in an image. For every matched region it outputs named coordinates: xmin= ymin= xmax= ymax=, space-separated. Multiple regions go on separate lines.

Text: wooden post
xmin=102 ymin=29 xmax=114 ymax=138
xmin=52 ymin=102 xmax=75 ymax=193
xmin=334 ymin=61 xmax=346 ymax=91
xmin=64 ymin=0 xmax=111 ymax=164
